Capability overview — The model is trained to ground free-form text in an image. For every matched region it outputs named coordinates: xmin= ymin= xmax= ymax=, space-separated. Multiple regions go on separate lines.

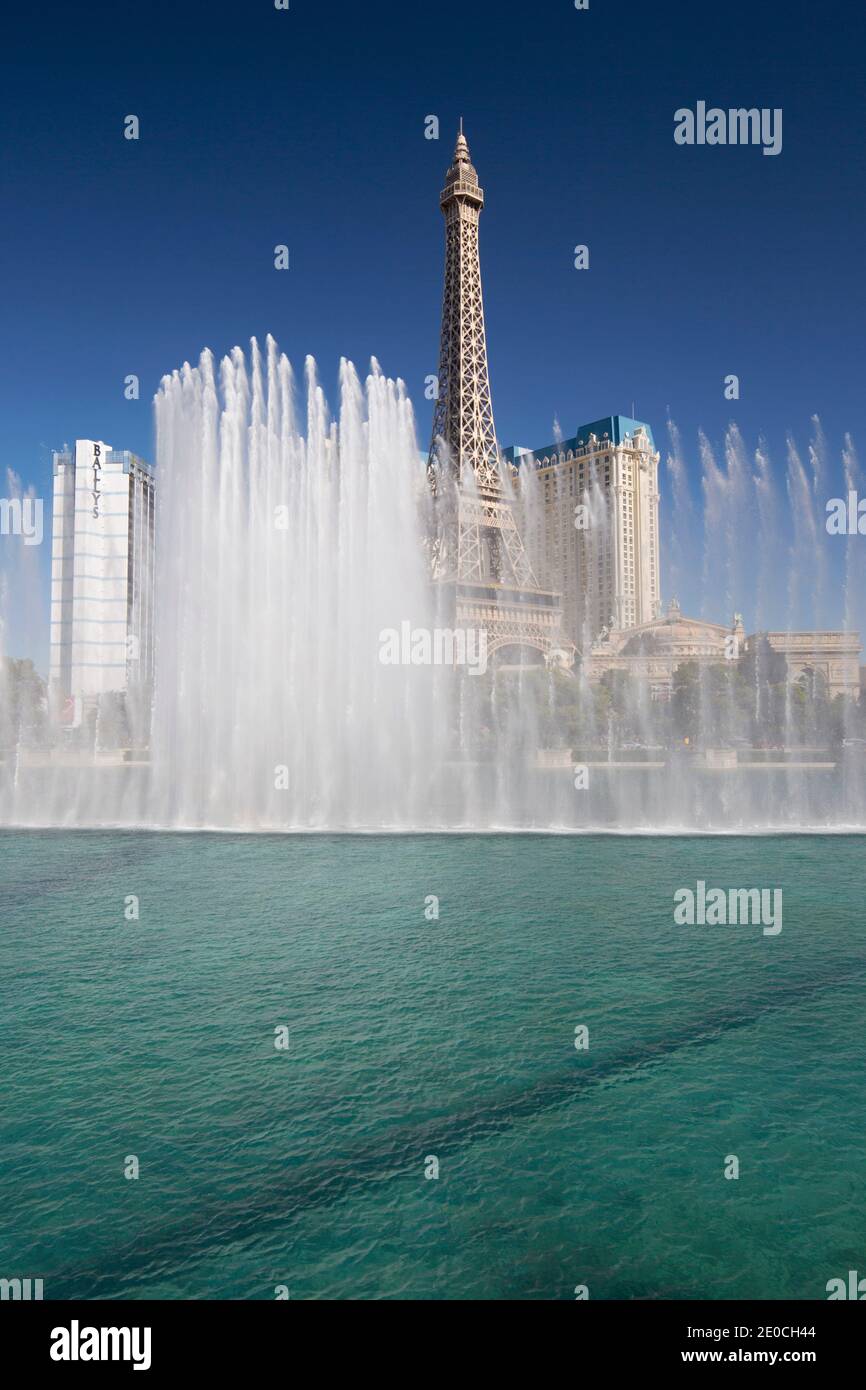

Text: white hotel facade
xmin=49 ymin=440 xmax=155 ymax=706
xmin=503 ymin=414 xmax=662 ymax=647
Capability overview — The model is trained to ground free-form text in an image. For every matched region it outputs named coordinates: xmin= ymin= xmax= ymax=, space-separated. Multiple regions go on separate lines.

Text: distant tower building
xmin=504 ymin=415 xmax=661 ymax=646
xmin=427 ymin=127 xmax=569 ymax=666
xmin=50 ymin=440 xmax=155 ymax=706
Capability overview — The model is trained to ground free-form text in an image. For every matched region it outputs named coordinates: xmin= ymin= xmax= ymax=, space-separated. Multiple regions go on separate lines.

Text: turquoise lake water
xmin=1 ymin=831 xmax=864 ymax=1300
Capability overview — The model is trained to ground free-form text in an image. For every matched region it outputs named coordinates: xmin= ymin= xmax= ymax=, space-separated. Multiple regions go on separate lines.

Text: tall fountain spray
xmin=1 ymin=352 xmax=864 ymax=832
xmin=147 ymin=338 xmax=449 ymax=830
xmin=0 ymin=341 xmax=469 ymax=830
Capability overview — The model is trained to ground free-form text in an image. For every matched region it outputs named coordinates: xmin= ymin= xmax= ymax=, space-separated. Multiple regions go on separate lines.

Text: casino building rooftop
xmin=502 ymin=415 xmax=656 ymax=468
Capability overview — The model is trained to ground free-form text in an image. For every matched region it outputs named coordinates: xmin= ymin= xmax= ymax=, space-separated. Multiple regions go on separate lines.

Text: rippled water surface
xmin=1 ymin=831 xmax=863 ymax=1300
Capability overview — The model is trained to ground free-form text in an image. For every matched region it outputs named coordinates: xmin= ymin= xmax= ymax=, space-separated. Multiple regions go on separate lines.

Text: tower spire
xmin=426 ymin=128 xmax=569 ymax=666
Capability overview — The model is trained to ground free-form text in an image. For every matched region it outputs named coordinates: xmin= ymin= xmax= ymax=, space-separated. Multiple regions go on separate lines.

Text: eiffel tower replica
xmin=427 ymin=124 xmax=570 ymax=667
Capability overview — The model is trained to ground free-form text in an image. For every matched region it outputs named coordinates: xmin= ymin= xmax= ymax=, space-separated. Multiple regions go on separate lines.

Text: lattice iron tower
xmin=427 ymin=126 xmax=569 ymax=664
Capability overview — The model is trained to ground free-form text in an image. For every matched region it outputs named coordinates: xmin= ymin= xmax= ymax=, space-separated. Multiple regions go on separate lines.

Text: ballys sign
xmin=91 ymin=442 xmax=102 ymax=518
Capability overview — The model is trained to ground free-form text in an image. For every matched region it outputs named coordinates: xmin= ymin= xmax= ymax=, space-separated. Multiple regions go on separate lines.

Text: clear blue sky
xmin=2 ymin=0 xmax=865 ymax=663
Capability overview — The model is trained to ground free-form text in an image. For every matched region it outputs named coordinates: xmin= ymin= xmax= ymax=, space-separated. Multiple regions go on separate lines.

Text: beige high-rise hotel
xmin=503 ymin=415 xmax=662 ymax=647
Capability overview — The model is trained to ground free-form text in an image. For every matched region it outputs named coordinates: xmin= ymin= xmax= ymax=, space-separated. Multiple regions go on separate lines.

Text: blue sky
xmin=2 ymin=0 xmax=865 ymax=664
